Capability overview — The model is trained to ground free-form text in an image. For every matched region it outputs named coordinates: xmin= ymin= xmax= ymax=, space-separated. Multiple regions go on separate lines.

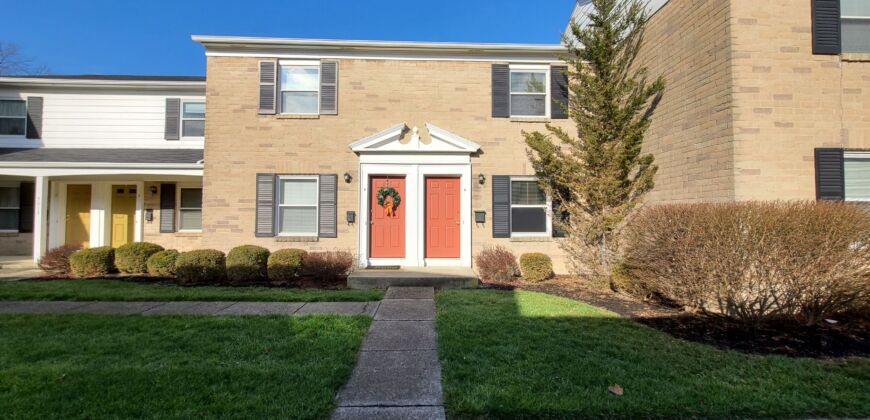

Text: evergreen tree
xmin=525 ymin=0 xmax=665 ymax=277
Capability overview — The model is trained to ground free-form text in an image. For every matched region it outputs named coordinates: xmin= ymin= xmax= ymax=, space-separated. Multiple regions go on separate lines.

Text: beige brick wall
xmin=0 ymin=233 xmax=32 ymax=256
xmin=204 ymin=57 xmax=573 ymax=272
xmin=729 ymin=0 xmax=870 ymax=200
xmin=634 ymin=0 xmax=736 ymax=203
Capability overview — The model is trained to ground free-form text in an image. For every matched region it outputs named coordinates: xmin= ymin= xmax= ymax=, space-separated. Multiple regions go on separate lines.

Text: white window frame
xmin=177 ymin=185 xmax=203 ymax=232
xmin=276 ymin=175 xmax=319 ymax=237
xmin=844 ymin=151 xmax=870 ymax=202
xmin=0 ymin=98 xmax=27 ymax=138
xmin=841 ymin=0 xmax=870 ymax=53
xmin=180 ymin=100 xmax=205 ymax=140
xmin=0 ymin=182 xmax=21 ymax=233
xmin=278 ymin=60 xmax=321 ymax=115
xmin=509 ymin=64 xmax=550 ymax=119
xmin=509 ymin=176 xmax=552 ymax=238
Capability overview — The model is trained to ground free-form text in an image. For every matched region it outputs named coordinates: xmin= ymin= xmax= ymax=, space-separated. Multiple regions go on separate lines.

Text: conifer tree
xmin=525 ymin=0 xmax=665 ymax=277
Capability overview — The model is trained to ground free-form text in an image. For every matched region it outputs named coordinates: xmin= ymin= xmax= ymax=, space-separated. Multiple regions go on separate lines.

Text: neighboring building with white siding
xmin=0 ymin=75 xmax=206 ymax=258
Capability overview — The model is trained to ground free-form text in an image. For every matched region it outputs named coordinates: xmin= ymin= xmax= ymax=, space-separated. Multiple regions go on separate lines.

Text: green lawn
xmin=436 ymin=290 xmax=870 ymax=419
xmin=0 ymin=314 xmax=371 ymax=419
xmin=0 ymin=279 xmax=383 ymax=302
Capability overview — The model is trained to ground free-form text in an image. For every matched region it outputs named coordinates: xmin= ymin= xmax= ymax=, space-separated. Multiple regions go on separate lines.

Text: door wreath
xmin=377 ymin=186 xmax=402 ymax=216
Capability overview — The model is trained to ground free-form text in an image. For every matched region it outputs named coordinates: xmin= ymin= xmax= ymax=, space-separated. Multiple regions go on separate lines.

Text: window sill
xmin=842 ymin=53 xmax=870 ymax=62
xmin=275 ymin=236 xmax=319 ymax=243
xmin=277 ymin=114 xmax=320 ymax=120
xmin=175 ymin=231 xmax=202 ymax=237
xmin=510 ymin=236 xmax=553 ymax=242
xmin=510 ymin=117 xmax=551 ymax=123
xmin=0 ymin=231 xmax=21 ymax=237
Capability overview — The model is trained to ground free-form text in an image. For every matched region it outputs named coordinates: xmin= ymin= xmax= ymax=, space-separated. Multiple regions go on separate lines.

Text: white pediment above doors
xmin=349 ymin=122 xmax=481 ymax=154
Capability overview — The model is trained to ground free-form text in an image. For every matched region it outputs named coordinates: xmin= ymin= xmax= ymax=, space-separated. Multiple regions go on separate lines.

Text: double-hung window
xmin=279 ymin=61 xmax=320 ymax=115
xmin=277 ymin=176 xmax=319 ymax=236
xmin=0 ymin=100 xmax=26 ymax=136
xmin=0 ymin=185 xmax=20 ymax=232
xmin=510 ymin=178 xmax=551 ymax=237
xmin=842 ymin=0 xmax=870 ymax=53
xmin=509 ymin=65 xmax=549 ymax=118
xmin=178 ymin=187 xmax=203 ymax=231
xmin=181 ymin=101 xmax=205 ymax=138
xmin=844 ymin=153 xmax=870 ymax=201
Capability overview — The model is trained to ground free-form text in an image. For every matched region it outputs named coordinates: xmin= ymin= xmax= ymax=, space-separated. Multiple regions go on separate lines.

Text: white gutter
xmin=0 ymin=77 xmax=205 ymax=90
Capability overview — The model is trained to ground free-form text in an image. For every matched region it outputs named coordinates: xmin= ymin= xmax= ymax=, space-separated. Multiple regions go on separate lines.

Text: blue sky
xmin=1 ymin=0 xmax=576 ymax=76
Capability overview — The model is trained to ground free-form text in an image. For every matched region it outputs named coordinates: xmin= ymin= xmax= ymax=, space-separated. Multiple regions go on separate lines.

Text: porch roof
xmin=0 ymin=148 xmax=203 ymax=165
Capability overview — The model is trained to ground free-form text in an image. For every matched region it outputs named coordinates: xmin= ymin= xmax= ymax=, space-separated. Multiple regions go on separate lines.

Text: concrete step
xmin=347 ymin=268 xmax=478 ymax=289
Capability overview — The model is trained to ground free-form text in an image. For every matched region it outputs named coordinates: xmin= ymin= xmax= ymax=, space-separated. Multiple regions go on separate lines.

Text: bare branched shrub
xmin=475 ymin=246 xmax=519 ymax=282
xmin=302 ymin=250 xmax=355 ymax=282
xmin=623 ymin=201 xmax=870 ymax=326
xmin=38 ymin=245 xmax=80 ymax=275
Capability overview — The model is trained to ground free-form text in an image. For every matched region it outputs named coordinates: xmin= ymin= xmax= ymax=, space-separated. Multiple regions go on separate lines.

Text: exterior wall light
xmin=478 ymin=174 xmax=486 ymax=185
xmin=344 ymin=172 xmax=353 ymax=183
xmin=149 ymin=185 xmax=158 ymax=195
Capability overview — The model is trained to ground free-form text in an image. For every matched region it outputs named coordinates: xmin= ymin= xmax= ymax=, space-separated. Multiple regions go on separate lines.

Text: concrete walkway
xmin=0 ymin=300 xmax=379 ymax=316
xmin=332 ymin=287 xmax=445 ymax=420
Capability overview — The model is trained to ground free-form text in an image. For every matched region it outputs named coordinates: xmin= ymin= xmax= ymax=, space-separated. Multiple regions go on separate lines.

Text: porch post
xmin=32 ymin=176 xmax=49 ymax=262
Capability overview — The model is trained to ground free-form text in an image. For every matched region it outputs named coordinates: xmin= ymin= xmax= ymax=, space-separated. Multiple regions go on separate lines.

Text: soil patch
xmin=481 ymin=276 xmax=869 ymax=358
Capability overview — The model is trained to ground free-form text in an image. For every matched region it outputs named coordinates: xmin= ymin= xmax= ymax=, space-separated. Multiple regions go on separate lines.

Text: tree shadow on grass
xmin=435 ymin=289 xmax=870 ymax=419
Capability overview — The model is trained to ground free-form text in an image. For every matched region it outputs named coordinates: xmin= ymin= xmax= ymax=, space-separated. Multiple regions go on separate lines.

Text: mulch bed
xmin=481 ymin=276 xmax=869 ymax=359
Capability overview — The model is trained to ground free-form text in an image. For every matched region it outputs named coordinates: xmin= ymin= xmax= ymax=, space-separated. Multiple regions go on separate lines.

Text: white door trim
xmin=358 ymin=163 xmax=472 ymax=268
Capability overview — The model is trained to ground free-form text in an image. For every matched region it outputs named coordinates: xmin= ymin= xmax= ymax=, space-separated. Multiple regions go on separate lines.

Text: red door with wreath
xmin=370 ymin=176 xmax=406 ymax=259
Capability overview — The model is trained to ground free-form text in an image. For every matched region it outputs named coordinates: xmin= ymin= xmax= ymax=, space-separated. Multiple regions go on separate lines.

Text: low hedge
xmin=69 ymin=246 xmax=116 ymax=278
xmin=147 ymin=249 xmax=179 ymax=277
xmin=226 ymin=245 xmax=270 ymax=284
xmin=115 ymin=242 xmax=164 ymax=274
xmin=175 ymin=249 xmax=226 ymax=285
xmin=520 ymin=253 xmax=554 ymax=282
xmin=267 ymin=248 xmax=307 ymax=282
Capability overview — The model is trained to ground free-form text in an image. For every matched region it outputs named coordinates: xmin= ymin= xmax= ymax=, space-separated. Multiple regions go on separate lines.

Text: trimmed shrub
xmin=520 ymin=253 xmax=554 ymax=282
xmin=115 ymin=242 xmax=164 ymax=274
xmin=267 ymin=248 xmax=307 ymax=282
xmin=38 ymin=245 xmax=80 ymax=275
xmin=475 ymin=246 xmax=519 ymax=282
xmin=302 ymin=250 xmax=355 ymax=281
xmin=69 ymin=246 xmax=115 ymax=278
xmin=175 ymin=249 xmax=226 ymax=285
xmin=623 ymin=201 xmax=870 ymax=326
xmin=226 ymin=245 xmax=270 ymax=284
xmin=147 ymin=249 xmax=179 ymax=277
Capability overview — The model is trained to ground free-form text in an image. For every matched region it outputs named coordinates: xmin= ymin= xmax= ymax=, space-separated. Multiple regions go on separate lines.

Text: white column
xmin=32 ymin=176 xmax=49 ymax=262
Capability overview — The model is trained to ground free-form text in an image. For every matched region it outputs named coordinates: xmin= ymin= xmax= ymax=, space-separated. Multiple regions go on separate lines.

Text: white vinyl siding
xmin=509 ymin=65 xmax=549 ymax=118
xmin=510 ymin=177 xmax=551 ymax=237
xmin=178 ymin=187 xmax=202 ymax=231
xmin=181 ymin=101 xmax=205 ymax=138
xmin=0 ymin=185 xmax=20 ymax=232
xmin=279 ymin=61 xmax=320 ymax=115
xmin=0 ymin=99 xmax=26 ymax=136
xmin=842 ymin=0 xmax=870 ymax=53
xmin=277 ymin=176 xmax=319 ymax=236
xmin=844 ymin=156 xmax=870 ymax=201
xmin=0 ymin=90 xmax=204 ymax=148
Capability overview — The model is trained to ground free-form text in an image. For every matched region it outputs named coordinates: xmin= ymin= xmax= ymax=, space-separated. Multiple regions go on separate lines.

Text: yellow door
xmin=111 ymin=185 xmax=137 ymax=248
xmin=65 ymin=185 xmax=92 ymax=248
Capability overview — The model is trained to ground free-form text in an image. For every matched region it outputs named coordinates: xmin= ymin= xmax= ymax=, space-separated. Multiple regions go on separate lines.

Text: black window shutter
xmin=255 ymin=173 xmax=276 ymax=237
xmin=259 ymin=61 xmax=277 ymax=114
xmin=25 ymin=97 xmax=43 ymax=139
xmin=320 ymin=61 xmax=338 ymax=115
xmin=492 ymin=64 xmax=510 ymax=118
xmin=492 ymin=175 xmax=511 ymax=238
xmin=319 ymin=174 xmax=338 ymax=238
xmin=815 ymin=148 xmax=844 ymax=200
xmin=812 ymin=0 xmax=841 ymax=55
xmin=550 ymin=66 xmax=569 ymax=119
xmin=164 ymin=98 xmax=180 ymax=140
xmin=18 ymin=182 xmax=34 ymax=233
xmin=159 ymin=183 xmax=176 ymax=232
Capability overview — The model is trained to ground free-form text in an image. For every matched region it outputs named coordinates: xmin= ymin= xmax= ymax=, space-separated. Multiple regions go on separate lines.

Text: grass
xmin=0 ymin=314 xmax=371 ymax=419
xmin=0 ymin=279 xmax=383 ymax=302
xmin=436 ymin=290 xmax=870 ymax=419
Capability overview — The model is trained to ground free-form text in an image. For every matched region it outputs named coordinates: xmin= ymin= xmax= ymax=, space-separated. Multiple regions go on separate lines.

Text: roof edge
xmin=0 ymin=76 xmax=205 ymax=90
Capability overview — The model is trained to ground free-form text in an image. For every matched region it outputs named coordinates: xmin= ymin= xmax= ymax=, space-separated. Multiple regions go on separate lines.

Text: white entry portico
xmin=350 ymin=122 xmax=480 ymax=268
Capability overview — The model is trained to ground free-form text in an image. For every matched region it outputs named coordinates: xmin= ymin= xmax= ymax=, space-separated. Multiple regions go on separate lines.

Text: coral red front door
xmin=425 ymin=177 xmax=461 ymax=258
xmin=370 ymin=176 xmax=406 ymax=258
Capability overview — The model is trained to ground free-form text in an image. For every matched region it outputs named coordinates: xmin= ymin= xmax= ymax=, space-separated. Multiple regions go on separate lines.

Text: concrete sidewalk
xmin=332 ymin=286 xmax=445 ymax=420
xmin=0 ymin=300 xmax=379 ymax=316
